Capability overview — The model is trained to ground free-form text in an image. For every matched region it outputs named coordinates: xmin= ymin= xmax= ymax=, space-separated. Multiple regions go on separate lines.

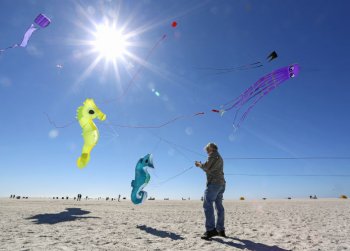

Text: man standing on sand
xmin=195 ymin=142 xmax=226 ymax=240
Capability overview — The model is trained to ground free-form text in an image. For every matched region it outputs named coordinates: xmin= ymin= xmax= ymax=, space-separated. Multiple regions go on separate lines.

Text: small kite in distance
xmin=0 ymin=13 xmax=51 ymax=54
xmin=267 ymin=51 xmax=278 ymax=62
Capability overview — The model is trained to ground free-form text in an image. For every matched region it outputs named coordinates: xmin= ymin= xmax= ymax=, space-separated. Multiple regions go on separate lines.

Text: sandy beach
xmin=0 ymin=198 xmax=349 ymax=250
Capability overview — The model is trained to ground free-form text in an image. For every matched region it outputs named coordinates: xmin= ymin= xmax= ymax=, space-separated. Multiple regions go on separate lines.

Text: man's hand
xmin=195 ymin=161 xmax=202 ymax=167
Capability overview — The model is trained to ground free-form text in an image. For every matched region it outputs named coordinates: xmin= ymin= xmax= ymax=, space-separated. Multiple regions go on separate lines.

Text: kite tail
xmin=138 ymin=190 xmax=148 ymax=203
xmin=131 ymin=190 xmax=147 ymax=204
xmin=77 ymin=152 xmax=91 ymax=169
xmin=77 ymin=137 xmax=98 ymax=168
xmin=235 ymin=95 xmax=264 ymax=129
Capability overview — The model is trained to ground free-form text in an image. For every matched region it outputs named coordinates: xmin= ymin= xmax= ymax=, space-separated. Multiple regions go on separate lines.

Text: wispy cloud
xmin=48 ymin=129 xmax=59 ymax=139
xmin=228 ymin=133 xmax=236 ymax=142
xmin=0 ymin=77 xmax=12 ymax=87
xmin=68 ymin=143 xmax=77 ymax=152
xmin=26 ymin=44 xmax=44 ymax=57
xmin=185 ymin=127 xmax=193 ymax=136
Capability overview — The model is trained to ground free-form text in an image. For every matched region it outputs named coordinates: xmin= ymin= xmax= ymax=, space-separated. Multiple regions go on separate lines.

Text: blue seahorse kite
xmin=131 ymin=154 xmax=154 ymax=205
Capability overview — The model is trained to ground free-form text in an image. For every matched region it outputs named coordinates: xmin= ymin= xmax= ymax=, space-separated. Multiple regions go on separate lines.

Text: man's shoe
xmin=218 ymin=230 xmax=227 ymax=237
xmin=201 ymin=229 xmax=218 ymax=240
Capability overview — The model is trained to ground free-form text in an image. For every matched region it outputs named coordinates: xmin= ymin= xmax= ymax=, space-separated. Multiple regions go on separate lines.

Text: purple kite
xmin=212 ymin=64 xmax=300 ymax=129
xmin=0 ymin=13 xmax=51 ymax=54
xmin=34 ymin=14 xmax=51 ymax=28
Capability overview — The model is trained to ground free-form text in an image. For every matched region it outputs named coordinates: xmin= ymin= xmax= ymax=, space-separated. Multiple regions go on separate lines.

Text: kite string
xmin=151 ymin=166 xmax=194 ymax=187
xmin=223 ymin=156 xmax=350 ymax=160
xmin=151 ymin=137 xmax=163 ymax=153
xmin=147 ymin=134 xmax=350 ymax=184
xmin=196 ymin=61 xmax=263 ymax=71
xmin=195 ymin=51 xmax=278 ymax=76
xmin=44 ymin=112 xmax=76 ymax=129
xmin=46 ymin=109 xmax=204 ymax=132
xmin=106 ymin=112 xmax=204 ymax=129
xmin=226 ymin=173 xmax=350 ymax=177
xmin=96 ymin=119 xmax=120 ymax=148
xmin=108 ymin=115 xmax=186 ymax=129
xmin=211 ymin=63 xmax=264 ymax=75
xmin=103 ymin=34 xmax=167 ymax=104
xmin=196 ymin=62 xmax=263 ymax=74
xmin=146 ymin=130 xmax=200 ymax=161
xmin=144 ymin=131 xmax=198 ymax=187
xmin=145 ymin=133 xmax=350 ymax=161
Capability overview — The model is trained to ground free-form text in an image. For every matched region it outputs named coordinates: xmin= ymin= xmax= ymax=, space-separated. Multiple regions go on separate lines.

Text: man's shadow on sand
xmin=26 ymin=208 xmax=100 ymax=224
xmin=137 ymin=225 xmax=184 ymax=240
xmin=212 ymin=237 xmax=291 ymax=251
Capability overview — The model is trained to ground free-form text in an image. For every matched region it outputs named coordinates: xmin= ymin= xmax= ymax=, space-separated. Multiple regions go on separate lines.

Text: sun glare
xmin=73 ymin=8 xmax=163 ymax=87
xmin=93 ymin=25 xmax=127 ymax=60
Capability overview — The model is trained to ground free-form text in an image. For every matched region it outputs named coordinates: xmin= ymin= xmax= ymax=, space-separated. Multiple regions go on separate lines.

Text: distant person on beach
xmin=118 ymin=194 xmax=121 ymax=202
xmin=195 ymin=142 xmax=226 ymax=240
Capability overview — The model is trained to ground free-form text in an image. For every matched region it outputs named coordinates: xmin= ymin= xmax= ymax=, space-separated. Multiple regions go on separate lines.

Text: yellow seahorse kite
xmin=76 ymin=98 xmax=106 ymax=169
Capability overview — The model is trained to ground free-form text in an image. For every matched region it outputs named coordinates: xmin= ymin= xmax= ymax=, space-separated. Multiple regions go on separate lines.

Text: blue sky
xmin=1 ymin=0 xmax=350 ymax=199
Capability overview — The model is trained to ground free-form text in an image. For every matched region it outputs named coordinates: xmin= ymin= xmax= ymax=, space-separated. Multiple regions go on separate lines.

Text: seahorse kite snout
xmin=76 ymin=98 xmax=106 ymax=169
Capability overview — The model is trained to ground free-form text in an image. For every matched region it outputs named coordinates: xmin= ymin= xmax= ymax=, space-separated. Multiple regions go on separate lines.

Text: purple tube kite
xmin=0 ymin=13 xmax=51 ymax=54
xmin=212 ymin=64 xmax=300 ymax=129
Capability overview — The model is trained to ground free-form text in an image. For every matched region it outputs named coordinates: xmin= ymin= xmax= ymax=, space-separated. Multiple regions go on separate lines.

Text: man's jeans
xmin=203 ymin=184 xmax=225 ymax=231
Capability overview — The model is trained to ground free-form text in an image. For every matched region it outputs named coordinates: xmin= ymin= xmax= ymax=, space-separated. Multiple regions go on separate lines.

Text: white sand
xmin=0 ymin=198 xmax=349 ymax=250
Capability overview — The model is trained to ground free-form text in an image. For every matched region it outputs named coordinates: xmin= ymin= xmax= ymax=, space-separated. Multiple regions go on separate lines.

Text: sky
xmin=1 ymin=0 xmax=350 ymax=200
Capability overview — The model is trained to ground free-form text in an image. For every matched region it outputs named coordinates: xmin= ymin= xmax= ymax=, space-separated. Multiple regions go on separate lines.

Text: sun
xmin=73 ymin=19 xmax=137 ymax=85
xmin=72 ymin=8 xmax=166 ymax=88
xmin=92 ymin=24 xmax=128 ymax=61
